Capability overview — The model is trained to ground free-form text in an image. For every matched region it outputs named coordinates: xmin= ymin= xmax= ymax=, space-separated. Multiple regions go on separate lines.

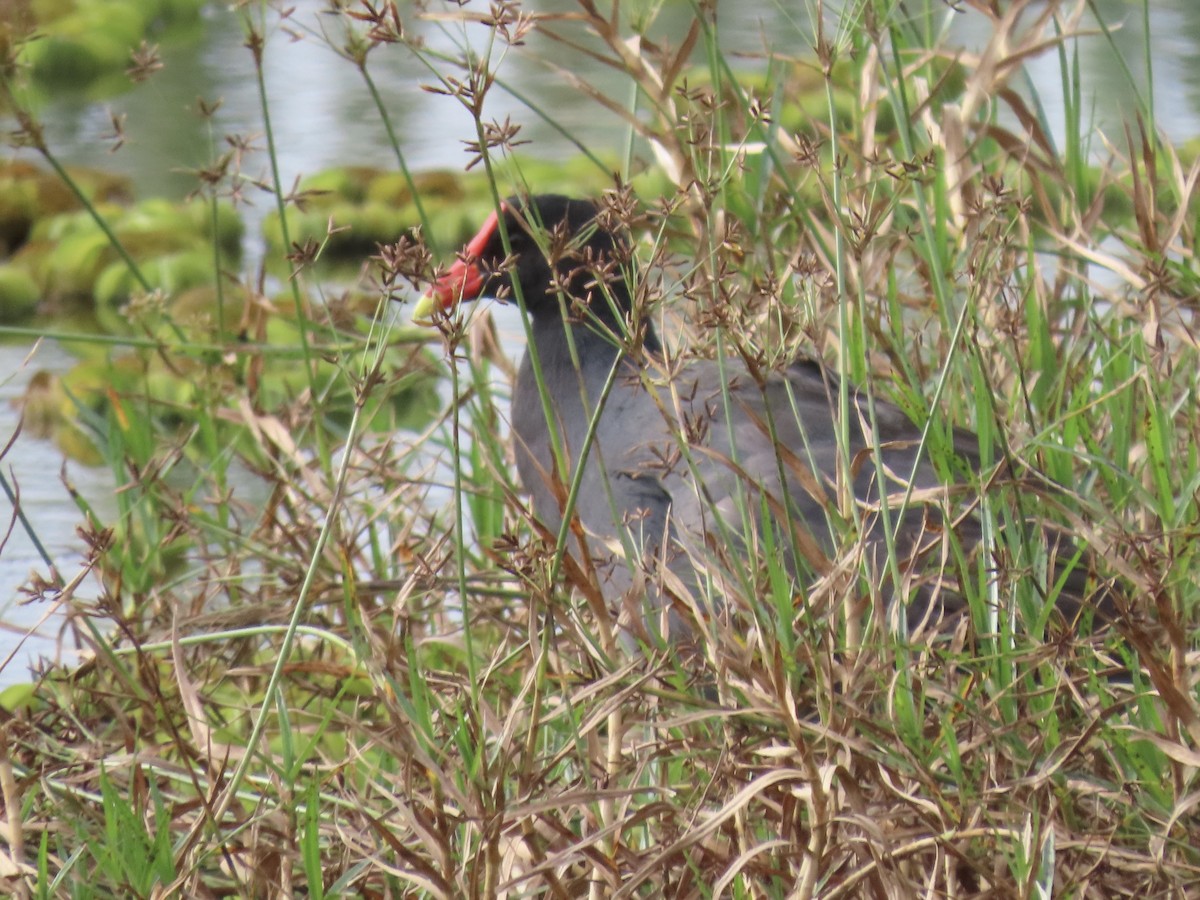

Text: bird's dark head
xmin=418 ymin=195 xmax=632 ymax=324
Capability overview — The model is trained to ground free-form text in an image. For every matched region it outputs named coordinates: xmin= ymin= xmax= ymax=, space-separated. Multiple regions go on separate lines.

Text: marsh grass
xmin=0 ymin=0 xmax=1198 ymax=896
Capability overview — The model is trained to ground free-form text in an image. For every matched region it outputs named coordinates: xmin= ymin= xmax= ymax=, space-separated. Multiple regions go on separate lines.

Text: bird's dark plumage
xmin=424 ymin=194 xmax=1112 ymax=648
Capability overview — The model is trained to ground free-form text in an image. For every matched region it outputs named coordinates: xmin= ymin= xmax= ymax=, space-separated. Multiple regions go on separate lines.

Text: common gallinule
xmin=414 ymin=194 xmax=1112 ymax=647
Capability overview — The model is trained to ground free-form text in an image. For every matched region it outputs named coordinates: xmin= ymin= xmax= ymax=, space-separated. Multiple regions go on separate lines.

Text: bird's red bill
xmin=429 ymin=206 xmax=503 ymax=308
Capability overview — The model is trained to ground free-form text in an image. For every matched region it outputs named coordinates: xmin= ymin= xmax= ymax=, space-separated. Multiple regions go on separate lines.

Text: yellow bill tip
xmin=411 ymin=292 xmax=441 ymax=325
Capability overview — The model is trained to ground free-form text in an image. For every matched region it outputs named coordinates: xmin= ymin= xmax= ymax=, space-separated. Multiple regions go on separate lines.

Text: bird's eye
xmin=505 ymin=229 xmax=538 ymax=260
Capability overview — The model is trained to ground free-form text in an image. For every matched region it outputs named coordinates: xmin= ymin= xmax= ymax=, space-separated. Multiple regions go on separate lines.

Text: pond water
xmin=0 ymin=341 xmax=118 ymax=684
xmin=2 ymin=0 xmax=1199 ymax=684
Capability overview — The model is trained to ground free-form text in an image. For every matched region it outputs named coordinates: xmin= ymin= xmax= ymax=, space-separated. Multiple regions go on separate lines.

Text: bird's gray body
xmin=511 ymin=313 xmax=981 ymax=642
